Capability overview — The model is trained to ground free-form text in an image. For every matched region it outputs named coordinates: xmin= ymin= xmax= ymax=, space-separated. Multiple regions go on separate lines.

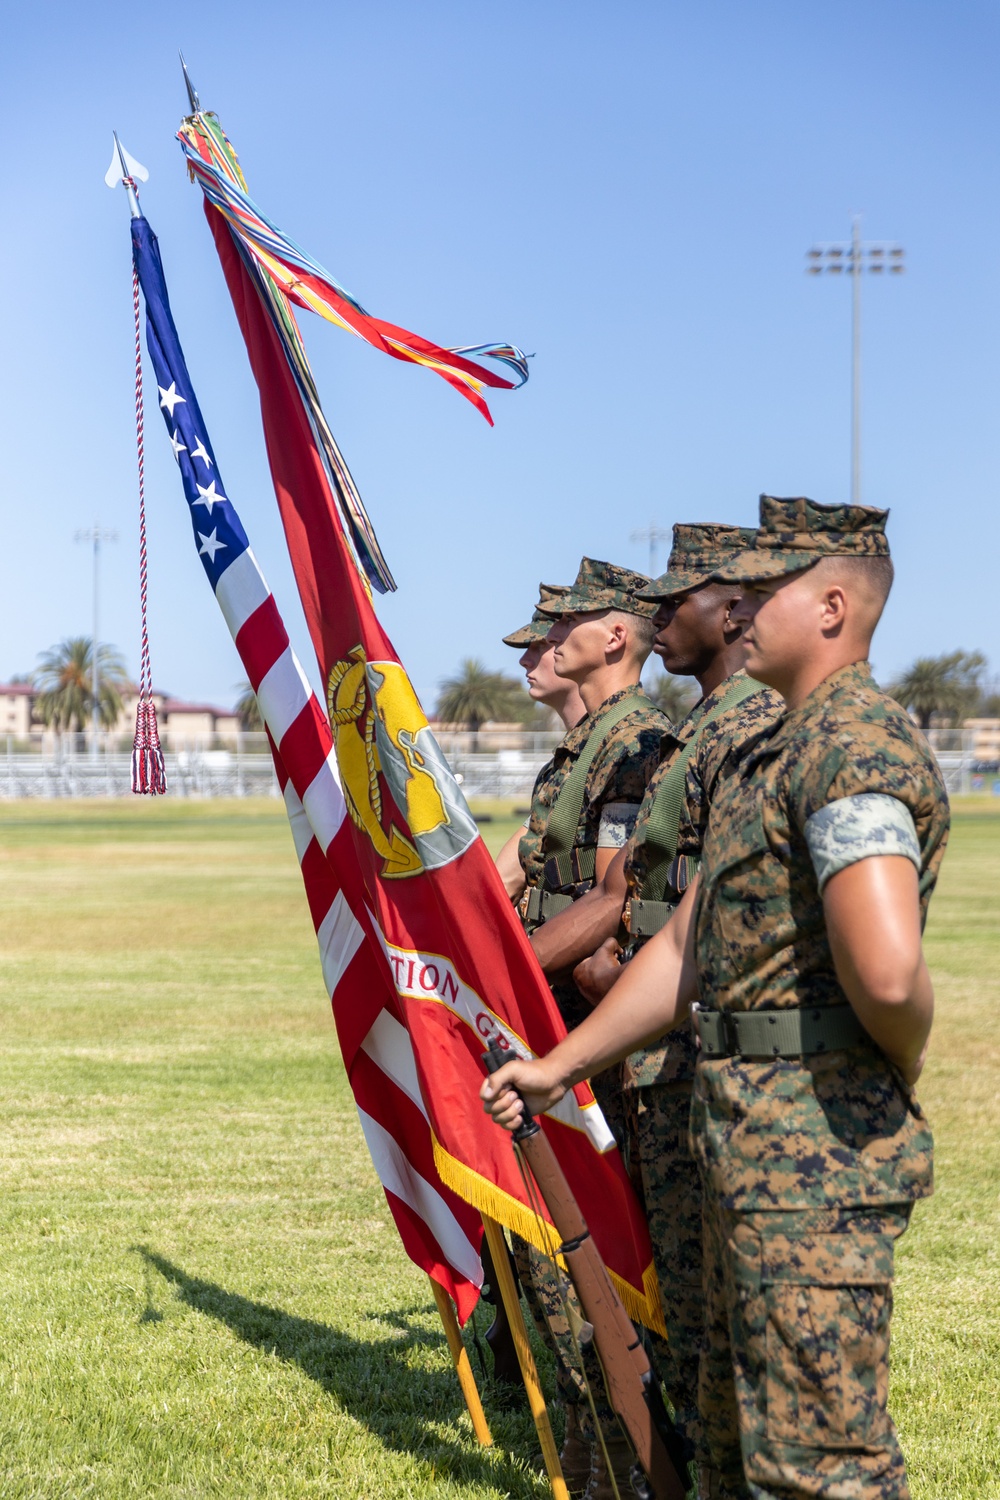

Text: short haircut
xmin=606 ymin=608 xmax=657 ymax=663
xmin=815 ymin=554 xmax=895 ymax=630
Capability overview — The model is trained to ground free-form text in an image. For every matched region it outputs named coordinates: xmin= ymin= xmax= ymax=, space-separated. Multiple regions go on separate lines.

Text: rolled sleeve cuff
xmin=598 ymin=801 xmax=639 ymax=849
xmin=805 ymin=792 xmax=921 ymax=892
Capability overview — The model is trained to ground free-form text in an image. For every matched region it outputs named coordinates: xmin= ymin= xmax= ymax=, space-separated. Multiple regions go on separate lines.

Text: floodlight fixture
xmin=805 ymin=217 xmax=906 ymax=503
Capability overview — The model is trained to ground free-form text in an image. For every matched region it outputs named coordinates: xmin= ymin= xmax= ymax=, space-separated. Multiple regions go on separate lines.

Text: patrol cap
xmin=502 ymin=584 xmax=569 ymax=647
xmin=635 ymin=524 xmax=757 ymax=601
xmin=536 ymin=557 xmax=658 ymax=620
xmin=716 ymin=496 xmax=891 ymax=583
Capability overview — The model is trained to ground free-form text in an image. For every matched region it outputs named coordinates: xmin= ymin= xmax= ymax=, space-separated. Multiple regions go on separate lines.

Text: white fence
xmin=925 ymin=728 xmax=1000 ymax=797
xmin=0 ymin=736 xmax=280 ymax=800
xmin=0 ymin=728 xmax=991 ymax=802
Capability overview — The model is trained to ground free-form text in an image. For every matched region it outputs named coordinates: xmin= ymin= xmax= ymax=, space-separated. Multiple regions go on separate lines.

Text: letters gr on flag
xmin=130 ymin=211 xmax=484 ymax=1320
xmin=177 ymin=102 xmax=667 ymax=1335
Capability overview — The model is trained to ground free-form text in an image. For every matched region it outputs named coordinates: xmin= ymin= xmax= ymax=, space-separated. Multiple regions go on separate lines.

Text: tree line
xmin=12 ymin=640 xmax=997 ymax=740
xmin=7 ymin=638 xmax=264 ymax=737
xmin=436 ymin=651 xmax=999 ymax=733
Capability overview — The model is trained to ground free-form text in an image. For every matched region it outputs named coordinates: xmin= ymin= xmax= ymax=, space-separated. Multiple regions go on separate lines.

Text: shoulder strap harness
xmin=541 ymin=689 xmax=647 ymax=892
xmin=624 ymin=675 xmax=760 ymax=941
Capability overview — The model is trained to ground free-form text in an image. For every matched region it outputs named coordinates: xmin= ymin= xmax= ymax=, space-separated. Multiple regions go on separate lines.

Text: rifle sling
xmin=638 ymin=674 xmax=760 ymax=905
xmin=540 ymin=689 xmax=647 ymax=891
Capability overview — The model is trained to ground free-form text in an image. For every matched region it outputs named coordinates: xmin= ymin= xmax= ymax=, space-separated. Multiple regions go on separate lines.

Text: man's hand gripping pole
xmin=482 ymin=1042 xmax=687 ymax=1500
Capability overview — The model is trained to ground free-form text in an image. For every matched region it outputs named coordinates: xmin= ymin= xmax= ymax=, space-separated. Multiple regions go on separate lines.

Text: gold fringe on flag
xmin=431 ymin=1134 xmax=667 ymax=1340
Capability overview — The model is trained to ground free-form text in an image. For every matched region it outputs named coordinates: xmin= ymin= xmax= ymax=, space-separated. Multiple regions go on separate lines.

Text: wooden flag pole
xmin=429 ymin=1277 xmax=493 ymax=1447
xmin=481 ymin=1215 xmax=569 ymax=1500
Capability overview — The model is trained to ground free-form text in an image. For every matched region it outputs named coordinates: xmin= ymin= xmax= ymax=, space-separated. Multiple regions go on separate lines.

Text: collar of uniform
xmin=743 ymin=659 xmax=874 ymax=772
xmin=657 ymin=668 xmax=751 ymax=757
xmin=555 ymin=685 xmax=647 ymax=763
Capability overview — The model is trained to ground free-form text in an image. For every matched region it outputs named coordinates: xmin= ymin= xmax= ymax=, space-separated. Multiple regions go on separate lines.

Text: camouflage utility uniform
xmin=621 ymin=669 xmax=782 ymax=1467
xmin=600 ymin=522 xmax=784 ymax=1474
xmin=514 ymin=560 xmax=667 ymax=1451
xmin=520 ymin=683 xmax=666 ymax=1036
xmin=691 ymin=499 xmax=950 ymax=1500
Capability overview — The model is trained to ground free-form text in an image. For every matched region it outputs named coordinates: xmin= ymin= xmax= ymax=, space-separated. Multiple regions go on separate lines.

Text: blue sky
xmin=2 ymin=1 xmax=998 ymax=709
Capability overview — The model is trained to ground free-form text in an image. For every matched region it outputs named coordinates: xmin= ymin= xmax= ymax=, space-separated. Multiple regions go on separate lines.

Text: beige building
xmin=964 ymin=719 xmax=1000 ymax=764
xmin=158 ymin=700 xmax=241 ymax=749
xmin=0 ymin=685 xmax=34 ymax=738
xmin=0 ymin=682 xmax=241 ymax=749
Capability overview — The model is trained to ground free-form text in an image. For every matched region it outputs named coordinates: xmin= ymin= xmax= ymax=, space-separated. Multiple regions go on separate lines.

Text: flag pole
xmin=428 ymin=1278 xmax=493 ymax=1448
xmin=482 ymin=1216 xmax=569 ymax=1499
xmin=105 ymin=132 xmax=166 ymax=797
xmin=173 ymin=49 xmax=495 ymax=1452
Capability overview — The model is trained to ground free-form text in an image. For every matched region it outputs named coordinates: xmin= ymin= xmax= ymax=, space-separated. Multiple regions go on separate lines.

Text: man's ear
xmin=722 ymin=590 xmax=744 ymax=642
xmin=605 ymin=619 xmax=629 ymax=657
xmin=818 ymin=582 xmax=847 ymax=636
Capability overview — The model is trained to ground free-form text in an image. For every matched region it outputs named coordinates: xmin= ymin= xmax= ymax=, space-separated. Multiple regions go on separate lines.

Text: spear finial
xmin=179 ymin=52 xmax=201 ymax=115
xmin=105 ymin=132 xmax=148 ymax=218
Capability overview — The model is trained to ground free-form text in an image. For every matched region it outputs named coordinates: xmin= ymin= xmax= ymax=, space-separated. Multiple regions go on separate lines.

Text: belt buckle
xmin=691 ymin=1004 xmax=738 ymax=1059
xmin=724 ymin=1011 xmax=740 ymax=1057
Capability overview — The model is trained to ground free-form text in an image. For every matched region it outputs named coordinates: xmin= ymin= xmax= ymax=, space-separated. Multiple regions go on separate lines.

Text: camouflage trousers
xmin=625 ymin=1080 xmax=702 ymax=1468
xmin=700 ymin=1192 xmax=913 ymax=1500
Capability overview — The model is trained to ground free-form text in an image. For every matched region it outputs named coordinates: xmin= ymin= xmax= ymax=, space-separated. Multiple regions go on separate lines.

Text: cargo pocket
xmin=763 ymin=1232 xmax=894 ymax=1449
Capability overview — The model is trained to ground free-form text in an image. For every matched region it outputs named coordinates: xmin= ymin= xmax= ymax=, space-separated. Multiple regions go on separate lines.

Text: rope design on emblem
xmin=130 ymin=259 xmax=167 ymax=796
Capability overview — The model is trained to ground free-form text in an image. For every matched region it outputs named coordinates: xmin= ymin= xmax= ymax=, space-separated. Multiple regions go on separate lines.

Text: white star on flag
xmin=169 ymin=430 xmax=187 ymax=461
xmin=193 ymin=481 xmax=226 ymax=514
xmin=158 ymin=382 xmax=186 ymax=417
xmin=197 ymin=529 xmax=227 ymax=562
xmin=190 ymin=436 xmax=213 ymax=468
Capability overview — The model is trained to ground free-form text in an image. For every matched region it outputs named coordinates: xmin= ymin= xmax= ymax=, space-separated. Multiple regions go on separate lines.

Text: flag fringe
xmin=609 ymin=1262 xmax=668 ymax=1342
xmin=432 ymin=1135 xmax=667 ymax=1339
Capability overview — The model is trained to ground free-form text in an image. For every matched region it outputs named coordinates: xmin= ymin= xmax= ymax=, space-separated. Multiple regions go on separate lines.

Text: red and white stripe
xmin=213 ymin=546 xmax=484 ymax=1316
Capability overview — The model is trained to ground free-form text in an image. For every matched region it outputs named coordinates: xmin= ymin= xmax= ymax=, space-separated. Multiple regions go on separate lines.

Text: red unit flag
xmin=184 ymin=113 xmax=664 ymax=1333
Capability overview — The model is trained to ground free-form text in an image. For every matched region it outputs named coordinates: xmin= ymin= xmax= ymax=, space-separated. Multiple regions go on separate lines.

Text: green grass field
xmin=0 ymin=798 xmax=997 ymax=1498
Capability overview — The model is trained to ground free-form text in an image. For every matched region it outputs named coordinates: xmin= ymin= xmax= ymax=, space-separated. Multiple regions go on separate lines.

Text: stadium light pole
xmin=631 ymin=522 xmax=672 ymax=580
xmin=75 ymin=524 xmax=118 ymax=755
xmin=806 ymin=216 xmax=905 ymax=504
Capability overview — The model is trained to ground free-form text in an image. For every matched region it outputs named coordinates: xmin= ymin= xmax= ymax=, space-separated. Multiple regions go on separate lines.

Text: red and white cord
xmin=131 ymin=260 xmax=166 ymax=795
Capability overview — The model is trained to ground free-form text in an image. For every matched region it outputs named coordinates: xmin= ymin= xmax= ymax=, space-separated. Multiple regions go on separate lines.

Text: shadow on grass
xmin=135 ymin=1246 xmax=544 ymax=1492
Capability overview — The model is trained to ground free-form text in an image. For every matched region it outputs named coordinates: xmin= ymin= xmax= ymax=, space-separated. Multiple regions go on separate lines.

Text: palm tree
xmin=234 ymin=681 xmax=264 ymax=732
xmin=436 ymin=659 xmax=528 ymax=749
xmin=645 ymin=671 xmax=699 ymax=725
xmin=888 ymin=651 xmax=986 ymax=729
xmin=34 ymin=637 xmax=130 ymax=741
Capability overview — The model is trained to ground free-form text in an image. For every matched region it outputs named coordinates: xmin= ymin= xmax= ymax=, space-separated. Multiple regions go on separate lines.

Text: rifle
xmin=478 ymin=1227 xmax=525 ymax=1392
xmin=483 ymin=1042 xmax=688 ymax=1500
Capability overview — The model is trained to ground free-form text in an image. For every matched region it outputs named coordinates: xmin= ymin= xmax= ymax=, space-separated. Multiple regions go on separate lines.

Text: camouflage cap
xmin=716 ymin=496 xmax=891 ymax=583
xmin=635 ymin=523 xmax=758 ymax=601
xmin=502 ymin=584 xmax=569 ymax=647
xmin=536 ymin=557 xmax=658 ymax=620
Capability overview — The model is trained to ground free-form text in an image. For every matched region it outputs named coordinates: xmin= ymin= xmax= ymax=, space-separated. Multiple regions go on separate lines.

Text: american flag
xmin=134 ymin=196 xmax=666 ymax=1337
xmin=133 ymin=214 xmax=485 ymax=1314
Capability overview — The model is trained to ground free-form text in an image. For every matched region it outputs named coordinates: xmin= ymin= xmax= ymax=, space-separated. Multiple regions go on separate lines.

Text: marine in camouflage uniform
xmin=690 ymin=498 xmax=950 ymax=1500
xmin=520 ymin=557 xmax=668 ymax=1094
xmin=517 ymin=558 xmax=668 ymax=1495
xmin=610 ymin=527 xmax=784 ymax=1477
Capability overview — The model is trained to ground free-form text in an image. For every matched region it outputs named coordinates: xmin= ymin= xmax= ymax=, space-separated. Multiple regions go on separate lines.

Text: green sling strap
xmin=541 ymin=688 xmax=649 ymax=891
xmin=637 ymin=674 xmax=761 ymax=905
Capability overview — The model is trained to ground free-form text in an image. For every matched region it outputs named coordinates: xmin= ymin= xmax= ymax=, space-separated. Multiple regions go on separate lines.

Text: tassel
xmin=131 ymin=697 xmax=167 ymax=795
